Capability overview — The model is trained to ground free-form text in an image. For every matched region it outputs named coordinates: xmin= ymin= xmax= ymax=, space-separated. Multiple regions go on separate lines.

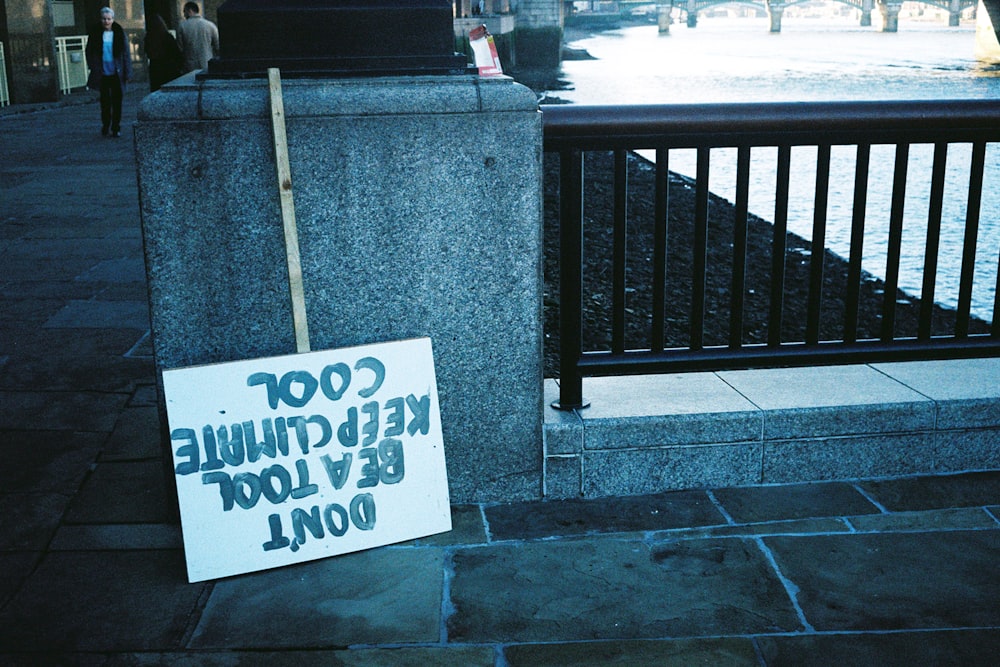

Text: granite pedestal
xmin=135 ymin=74 xmax=543 ymax=503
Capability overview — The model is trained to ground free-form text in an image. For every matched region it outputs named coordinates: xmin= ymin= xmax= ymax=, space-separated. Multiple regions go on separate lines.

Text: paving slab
xmin=190 ymin=547 xmax=445 ymax=648
xmin=718 ymin=365 xmax=933 ymax=439
xmin=857 ymin=470 xmax=1000 ymax=511
xmin=0 ymin=429 xmax=101 ymax=493
xmin=49 ymin=523 xmax=183 ymax=551
xmin=64 ymin=460 xmax=172 ymax=524
xmin=579 ymin=373 xmax=762 ymax=448
xmin=0 ymin=492 xmax=72 ymax=549
xmin=102 ymin=405 xmax=164 ymax=460
xmin=130 ymin=382 xmax=159 ymax=406
xmin=873 ymin=358 xmax=1000 ymax=401
xmin=2 ymin=235 xmax=134 ymax=262
xmin=669 ymin=517 xmax=852 ymax=540
xmin=764 ymin=530 xmax=1000 ymax=631
xmin=76 ymin=256 xmax=147 ymax=283
xmin=101 ymin=646 xmax=496 ymax=666
xmin=0 ymin=277 xmax=97 ymax=300
xmin=0 ymin=655 xmax=107 ymax=667
xmin=448 ymin=537 xmax=802 ymax=643
xmin=0 ymin=348 xmax=153 ymax=393
xmin=126 ymin=333 xmax=155 ymax=361
xmin=711 ymin=480 xmax=880 ymax=523
xmin=2 ymin=314 xmax=147 ymax=349
xmin=484 ymin=489 xmax=725 ymax=541
xmin=406 ymin=504 xmax=488 ymax=546
xmin=44 ymin=299 xmax=151 ymax=330
xmin=847 ymin=507 xmax=999 ymax=532
xmin=0 ymin=390 xmax=128 ymax=431
xmin=0 ymin=296 xmax=73 ymax=326
xmin=0 ymin=552 xmax=42 ymax=607
xmin=757 ymin=628 xmax=1000 ymax=666
xmin=0 ymin=550 xmax=205 ymax=652
xmin=2 ymin=241 xmax=113 ymax=280
xmin=504 ymin=637 xmax=760 ymax=666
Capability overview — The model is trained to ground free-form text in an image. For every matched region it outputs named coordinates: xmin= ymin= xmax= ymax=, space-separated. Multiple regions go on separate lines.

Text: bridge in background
xmin=583 ymin=0 xmax=979 ymax=31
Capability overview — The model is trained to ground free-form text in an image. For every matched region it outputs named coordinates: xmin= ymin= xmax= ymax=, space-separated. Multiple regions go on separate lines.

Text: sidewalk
xmin=2 ymin=89 xmax=999 ymax=665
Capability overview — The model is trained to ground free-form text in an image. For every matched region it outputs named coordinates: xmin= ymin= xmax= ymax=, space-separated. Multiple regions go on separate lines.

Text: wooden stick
xmin=268 ymin=68 xmax=311 ymax=353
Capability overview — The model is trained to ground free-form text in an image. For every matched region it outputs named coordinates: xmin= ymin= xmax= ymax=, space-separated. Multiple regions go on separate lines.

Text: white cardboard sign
xmin=162 ymin=337 xmax=450 ymax=582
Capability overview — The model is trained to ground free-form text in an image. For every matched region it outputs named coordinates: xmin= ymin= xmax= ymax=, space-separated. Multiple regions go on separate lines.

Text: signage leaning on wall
xmin=163 ymin=337 xmax=451 ymax=582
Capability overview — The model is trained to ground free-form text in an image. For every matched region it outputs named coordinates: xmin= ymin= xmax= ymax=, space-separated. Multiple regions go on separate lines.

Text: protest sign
xmin=163 ymin=337 xmax=450 ymax=582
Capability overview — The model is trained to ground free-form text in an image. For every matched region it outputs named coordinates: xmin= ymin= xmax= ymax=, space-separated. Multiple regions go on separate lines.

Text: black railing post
xmin=769 ymin=145 xmax=791 ymax=347
xmin=806 ymin=144 xmax=831 ymax=345
xmin=691 ymin=147 xmax=710 ymax=351
xmin=554 ymin=149 xmax=589 ymax=410
xmin=612 ymin=149 xmax=628 ymax=354
xmin=957 ymin=140 xmax=986 ymax=337
xmin=730 ymin=145 xmax=751 ymax=349
xmin=882 ymin=142 xmax=909 ymax=341
xmin=918 ymin=142 xmax=948 ymax=340
xmin=845 ymin=142 xmax=870 ymax=343
xmin=652 ymin=148 xmax=669 ymax=352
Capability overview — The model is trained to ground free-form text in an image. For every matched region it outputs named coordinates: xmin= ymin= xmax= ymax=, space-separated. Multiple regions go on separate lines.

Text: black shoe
xmin=111 ymin=130 xmax=121 ymax=138
xmin=101 ymin=127 xmax=109 ymax=136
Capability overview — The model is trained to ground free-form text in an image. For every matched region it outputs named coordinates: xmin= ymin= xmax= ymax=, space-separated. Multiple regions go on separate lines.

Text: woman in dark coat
xmin=145 ymin=14 xmax=183 ymax=92
xmin=85 ymin=7 xmax=132 ymax=137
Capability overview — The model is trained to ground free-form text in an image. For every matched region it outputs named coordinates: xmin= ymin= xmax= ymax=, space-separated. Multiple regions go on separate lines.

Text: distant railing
xmin=55 ymin=36 xmax=88 ymax=94
xmin=0 ymin=41 xmax=9 ymax=106
xmin=542 ymin=100 xmax=1000 ymax=410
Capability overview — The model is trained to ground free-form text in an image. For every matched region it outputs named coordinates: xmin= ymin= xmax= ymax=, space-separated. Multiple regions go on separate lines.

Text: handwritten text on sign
xmin=162 ymin=338 xmax=450 ymax=582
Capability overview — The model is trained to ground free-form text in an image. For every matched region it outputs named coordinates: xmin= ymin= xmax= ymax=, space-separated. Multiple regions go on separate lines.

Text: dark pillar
xmin=143 ymin=0 xmax=179 ymax=29
xmin=206 ymin=0 xmax=473 ymax=78
xmin=985 ymin=0 xmax=1000 ymax=42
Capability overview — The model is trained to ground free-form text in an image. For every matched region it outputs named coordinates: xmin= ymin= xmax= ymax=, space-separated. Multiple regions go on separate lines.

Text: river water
xmin=547 ymin=18 xmax=1000 ymax=320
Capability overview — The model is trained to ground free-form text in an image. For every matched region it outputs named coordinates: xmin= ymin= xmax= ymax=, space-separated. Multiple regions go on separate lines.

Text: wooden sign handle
xmin=268 ymin=68 xmax=311 ymax=354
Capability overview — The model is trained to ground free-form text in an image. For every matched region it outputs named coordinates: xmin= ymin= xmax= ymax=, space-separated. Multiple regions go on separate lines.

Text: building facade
xmin=0 ymin=0 xmax=223 ymax=104
xmin=0 ymin=0 xmax=559 ymax=105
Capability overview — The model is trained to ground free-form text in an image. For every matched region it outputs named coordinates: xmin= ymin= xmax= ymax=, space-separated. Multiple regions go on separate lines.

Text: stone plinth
xmin=135 ymin=74 xmax=543 ymax=503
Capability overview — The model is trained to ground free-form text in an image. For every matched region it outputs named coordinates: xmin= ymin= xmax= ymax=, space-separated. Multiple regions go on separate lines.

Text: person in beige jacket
xmin=175 ymin=1 xmax=219 ymax=73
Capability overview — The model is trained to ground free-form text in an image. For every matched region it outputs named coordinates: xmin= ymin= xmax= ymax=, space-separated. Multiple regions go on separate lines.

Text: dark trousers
xmin=99 ymin=74 xmax=123 ymax=133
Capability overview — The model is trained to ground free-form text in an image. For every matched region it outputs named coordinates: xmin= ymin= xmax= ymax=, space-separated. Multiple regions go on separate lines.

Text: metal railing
xmin=542 ymin=100 xmax=1000 ymax=410
xmin=55 ymin=36 xmax=88 ymax=94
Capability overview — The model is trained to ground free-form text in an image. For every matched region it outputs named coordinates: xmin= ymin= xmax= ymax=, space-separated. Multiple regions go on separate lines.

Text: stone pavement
xmin=2 ymin=88 xmax=1000 ymax=666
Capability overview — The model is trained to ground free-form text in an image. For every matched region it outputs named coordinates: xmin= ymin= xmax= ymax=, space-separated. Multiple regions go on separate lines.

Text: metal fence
xmin=542 ymin=100 xmax=1000 ymax=410
xmin=55 ymin=36 xmax=88 ymax=94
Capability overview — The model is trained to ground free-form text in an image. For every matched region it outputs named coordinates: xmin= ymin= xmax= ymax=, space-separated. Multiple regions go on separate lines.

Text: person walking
xmin=145 ymin=14 xmax=184 ymax=92
xmin=175 ymin=2 xmax=219 ymax=74
xmin=85 ymin=6 xmax=132 ymax=138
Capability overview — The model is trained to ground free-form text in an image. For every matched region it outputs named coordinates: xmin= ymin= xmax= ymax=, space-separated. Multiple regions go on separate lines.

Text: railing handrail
xmin=543 ymin=100 xmax=1000 ymax=148
xmin=541 ymin=100 xmax=1000 ymax=411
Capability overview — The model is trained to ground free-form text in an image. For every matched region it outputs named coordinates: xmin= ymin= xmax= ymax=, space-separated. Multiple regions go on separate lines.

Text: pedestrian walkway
xmin=2 ymin=88 xmax=999 ymax=666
